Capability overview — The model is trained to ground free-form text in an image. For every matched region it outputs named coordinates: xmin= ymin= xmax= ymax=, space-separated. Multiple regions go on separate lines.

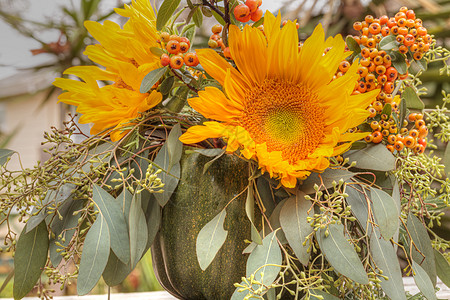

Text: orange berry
xmin=234 ymin=4 xmax=250 ymax=22
xmin=418 ymin=125 xmax=428 ymax=138
xmin=415 ymin=119 xmax=426 ymax=128
xmin=391 ymin=26 xmax=399 ymax=35
xmin=210 ymin=33 xmax=220 ymax=41
xmin=166 ymin=40 xmax=180 ymax=54
xmin=387 ymin=134 xmax=397 ymax=144
xmin=208 ymin=39 xmax=218 ymax=48
xmin=169 ymin=55 xmax=184 ymax=69
xmin=404 ymin=34 xmax=415 ymax=46
xmin=180 ymin=37 xmax=191 ymax=48
xmin=413 ymin=52 xmax=423 ymax=60
xmin=367 ymin=38 xmax=376 ymax=48
xmin=184 ymin=52 xmax=199 ymax=66
xmin=399 ymin=45 xmax=408 ymax=54
xmin=369 ymin=23 xmax=381 ymax=34
xmin=179 ymin=41 xmax=189 ymax=53
xmin=384 ymin=82 xmax=395 ymax=93
xmin=353 ymin=22 xmax=363 ymax=31
xmin=160 ymin=53 xmax=170 ymax=66
xmin=160 ymin=32 xmax=170 ymax=43
xmin=169 ymin=34 xmax=181 ymax=42
xmin=375 ymin=65 xmax=386 ymax=75
xmin=418 ymin=138 xmax=427 ymax=147
xmin=389 ymin=125 xmax=398 ymax=133
xmin=396 ymin=35 xmax=405 ymax=44
xmin=250 ymin=8 xmax=263 ymax=22
xmin=394 ymin=140 xmax=404 ymax=151
xmin=399 ymin=71 xmax=409 ymax=80
xmin=357 ymin=81 xmax=367 ymax=93
xmin=373 ymin=101 xmax=384 ymax=111
xmin=358 ymin=66 xmax=369 ymax=77
xmin=399 ymin=6 xmax=408 ymax=13
xmin=212 ymin=24 xmax=222 ymax=34
xmin=409 ymin=129 xmax=419 ymax=138
xmin=223 ymin=47 xmax=232 ymax=59
xmin=386 ymin=67 xmax=398 ymax=81
xmin=386 ymin=145 xmax=395 ymax=153
xmin=365 ymin=15 xmax=374 ymax=23
xmin=365 ymin=133 xmax=374 ymax=143
xmin=382 ymin=129 xmax=390 ymax=137
xmin=378 ymin=74 xmax=387 ymax=85
xmin=406 ymin=19 xmax=415 ymax=28
xmin=417 ymin=26 xmax=427 ymax=36
xmin=408 ymin=113 xmax=417 ymax=122
xmin=339 ymin=61 xmax=350 ymax=72
xmin=365 ymin=73 xmax=376 ymax=83
xmin=245 ymin=0 xmax=258 ymax=13
xmin=373 ymin=131 xmax=383 ymax=143
xmin=360 ymin=35 xmax=369 ymax=46
xmin=404 ymin=136 xmax=416 ymax=148
xmin=362 ymin=27 xmax=370 ymax=36
xmin=381 ymin=27 xmax=390 ymax=36
xmin=395 ymin=12 xmax=406 ymax=21
xmin=374 ymin=55 xmax=383 ymax=65
xmin=368 ymin=107 xmax=377 ymax=118
xmin=361 ymin=48 xmax=370 ymax=58
xmin=387 ymin=18 xmax=397 ymax=28
xmin=398 ymin=18 xmax=407 ymax=27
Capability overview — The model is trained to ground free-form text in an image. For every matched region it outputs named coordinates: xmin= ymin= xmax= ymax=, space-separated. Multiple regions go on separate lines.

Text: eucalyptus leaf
xmin=143 ymin=192 xmax=161 ymax=250
xmin=156 ymin=0 xmax=181 ymax=30
xmin=370 ymin=229 xmax=406 ymax=300
xmin=140 ymin=67 xmax=167 ymax=93
xmin=196 ymin=208 xmax=228 ymax=271
xmin=268 ymin=199 xmax=288 ymax=245
xmin=370 ymin=187 xmax=399 ymax=240
xmin=434 ymin=249 xmax=450 ymax=288
xmin=279 ymin=191 xmax=313 ymax=266
xmin=77 ymin=215 xmax=110 ymax=295
xmin=129 ymin=193 xmax=148 ymax=268
xmin=246 ymin=230 xmax=282 ymax=286
xmin=191 ymin=148 xmax=225 ymax=157
xmin=316 ymin=223 xmax=368 ymax=284
xmin=166 ymin=123 xmax=183 ymax=173
xmin=402 ymin=87 xmax=425 ymax=110
xmin=92 ymin=184 xmax=130 ymax=264
xmin=246 ymin=185 xmax=262 ymax=245
xmin=118 ymin=189 xmax=132 ymax=226
xmin=153 ymin=143 xmax=181 ymax=207
xmin=102 ymin=251 xmax=132 ymax=287
xmin=256 ymin=177 xmax=276 ymax=217
xmin=0 ymin=149 xmax=15 ymax=165
xmin=345 ymin=184 xmax=370 ymax=233
xmin=407 ymin=213 xmax=437 ymax=287
xmin=345 ymin=143 xmax=396 ymax=171
xmin=412 ymin=261 xmax=437 ymax=300
xmin=301 ymin=168 xmax=354 ymax=195
xmin=13 ymin=222 xmax=49 ymax=300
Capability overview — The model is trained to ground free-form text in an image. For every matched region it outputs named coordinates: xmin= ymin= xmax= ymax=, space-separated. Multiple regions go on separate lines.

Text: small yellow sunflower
xmin=53 ymin=0 xmax=162 ymax=141
xmin=179 ymin=12 xmax=379 ymax=188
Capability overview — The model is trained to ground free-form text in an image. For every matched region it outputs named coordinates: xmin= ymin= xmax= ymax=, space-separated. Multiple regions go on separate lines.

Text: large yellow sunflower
xmin=179 ymin=12 xmax=379 ymax=188
xmin=53 ymin=0 xmax=162 ymax=141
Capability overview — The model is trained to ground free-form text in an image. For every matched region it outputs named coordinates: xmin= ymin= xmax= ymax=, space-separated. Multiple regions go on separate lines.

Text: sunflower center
xmin=240 ymin=78 xmax=325 ymax=163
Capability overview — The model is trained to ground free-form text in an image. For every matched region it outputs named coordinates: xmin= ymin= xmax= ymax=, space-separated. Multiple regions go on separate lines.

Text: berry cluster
xmin=352 ymin=7 xmax=431 ymax=61
xmin=207 ymin=24 xmax=232 ymax=60
xmin=337 ymin=7 xmax=432 ymax=155
xmin=159 ymin=33 xmax=199 ymax=69
xmin=233 ymin=0 xmax=263 ymax=23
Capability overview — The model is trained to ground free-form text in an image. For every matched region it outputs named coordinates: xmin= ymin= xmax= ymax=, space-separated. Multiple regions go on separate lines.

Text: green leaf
xmin=153 ymin=143 xmax=181 ymax=207
xmin=252 ymin=16 xmax=264 ymax=28
xmin=434 ymin=249 xmax=450 ymax=288
xmin=398 ymin=97 xmax=408 ymax=131
xmin=140 ymin=67 xmax=167 ymax=93
xmin=166 ymin=123 xmax=183 ymax=173
xmin=370 ymin=229 xmax=406 ymax=300
xmin=165 ymin=86 xmax=189 ymax=113
xmin=246 ymin=230 xmax=282 ymax=286
xmin=160 ymin=76 xmax=174 ymax=95
xmin=193 ymin=7 xmax=203 ymax=27
xmin=49 ymin=198 xmax=84 ymax=267
xmin=345 ymin=143 xmax=396 ymax=171
xmin=280 ymin=191 xmax=313 ymax=266
xmin=443 ymin=143 xmax=450 ymax=177
xmin=102 ymin=251 xmax=132 ymax=287
xmin=149 ymin=47 xmax=165 ymax=57
xmin=143 ymin=193 xmax=161 ymax=250
xmin=390 ymin=51 xmax=407 ymax=74
xmin=407 ymin=213 xmax=437 ymax=287
xmin=345 ymin=36 xmax=361 ymax=55
xmin=316 ymin=223 xmax=369 ymax=285
xmin=77 ymin=215 xmax=110 ymax=295
xmin=190 ymin=148 xmax=225 ymax=157
xmin=129 ymin=193 xmax=148 ymax=269
xmin=379 ymin=35 xmax=399 ymax=50
xmin=301 ymin=168 xmax=354 ymax=195
xmin=156 ymin=0 xmax=182 ymax=30
xmin=26 ymin=183 xmax=75 ymax=233
xmin=202 ymin=150 xmax=226 ymax=174
xmin=345 ymin=184 xmax=370 ymax=232
xmin=196 ymin=208 xmax=228 ymax=271
xmin=13 ymin=221 xmax=49 ymax=300
xmin=267 ymin=199 xmax=288 ymax=245
xmin=310 ymin=290 xmax=340 ymax=300
xmin=92 ymin=184 xmax=130 ymax=264
xmin=118 ymin=189 xmax=132 ymax=226
xmin=412 ymin=261 xmax=438 ymax=300
xmin=0 ymin=149 xmax=15 ymax=165
xmin=381 ymin=103 xmax=392 ymax=117
xmin=246 ymin=185 xmax=262 ymax=245
xmin=201 ymin=5 xmax=213 ymax=17
xmin=256 ymin=177 xmax=276 ymax=217
xmin=211 ymin=9 xmax=226 ymax=26
xmin=402 ymin=87 xmax=425 ymax=110
xmin=370 ymin=187 xmax=399 ymax=240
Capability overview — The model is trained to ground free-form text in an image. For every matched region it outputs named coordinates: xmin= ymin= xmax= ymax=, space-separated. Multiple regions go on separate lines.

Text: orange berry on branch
xmin=415 ymin=119 xmax=425 ymax=128
xmin=160 ymin=32 xmax=170 ymax=43
xmin=418 ymin=125 xmax=428 ymax=138
xmin=365 ymin=15 xmax=374 ymax=23
xmin=169 ymin=55 xmax=184 ymax=69
xmin=245 ymin=0 xmax=258 ymax=13
xmin=211 ymin=24 xmax=222 ymax=34
xmin=339 ymin=61 xmax=350 ymax=72
xmin=381 ymin=27 xmax=390 ymax=36
xmin=399 ymin=45 xmax=408 ymax=54
xmin=408 ymin=113 xmax=417 ymax=121
xmin=250 ymin=8 xmax=263 ymax=22
xmin=234 ymin=4 xmax=250 ymax=22
xmin=386 ymin=67 xmax=398 ymax=81
xmin=380 ymin=15 xmax=389 ymax=25
xmin=208 ymin=39 xmax=218 ymax=48
xmin=160 ymin=53 xmax=170 ymax=66
xmin=166 ymin=40 xmax=180 ymax=54
xmin=373 ymin=131 xmax=383 ymax=143
xmin=398 ymin=26 xmax=408 ymax=35
xmin=395 ymin=11 xmax=406 ymax=21
xmin=406 ymin=9 xmax=416 ymax=19
xmin=386 ymin=145 xmax=395 ymax=153
xmin=223 ymin=47 xmax=232 ymax=59
xmin=169 ymin=34 xmax=181 ymax=42
xmin=394 ymin=140 xmax=404 ymax=151
xmin=184 ymin=52 xmax=199 ymax=66
xmin=179 ymin=42 xmax=189 ymax=53
xmin=404 ymin=136 xmax=416 ymax=148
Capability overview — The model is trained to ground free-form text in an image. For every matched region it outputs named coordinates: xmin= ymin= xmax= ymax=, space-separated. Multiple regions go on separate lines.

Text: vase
xmin=151 ymin=151 xmax=253 ymax=300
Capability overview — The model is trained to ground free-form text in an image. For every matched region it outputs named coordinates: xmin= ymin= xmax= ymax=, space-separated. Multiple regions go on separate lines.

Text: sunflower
xmin=53 ymin=0 xmax=162 ymax=141
xmin=179 ymin=12 xmax=379 ymax=188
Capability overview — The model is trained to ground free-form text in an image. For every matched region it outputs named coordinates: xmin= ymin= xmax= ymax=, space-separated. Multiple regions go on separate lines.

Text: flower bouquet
xmin=1 ymin=0 xmax=450 ymax=299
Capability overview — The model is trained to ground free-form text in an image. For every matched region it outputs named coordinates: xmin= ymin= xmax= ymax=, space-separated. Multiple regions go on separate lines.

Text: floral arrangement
xmin=1 ymin=0 xmax=450 ymax=299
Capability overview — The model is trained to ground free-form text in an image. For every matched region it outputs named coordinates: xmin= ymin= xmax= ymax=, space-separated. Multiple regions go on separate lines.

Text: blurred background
xmin=0 ymin=0 xmax=448 ymax=297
